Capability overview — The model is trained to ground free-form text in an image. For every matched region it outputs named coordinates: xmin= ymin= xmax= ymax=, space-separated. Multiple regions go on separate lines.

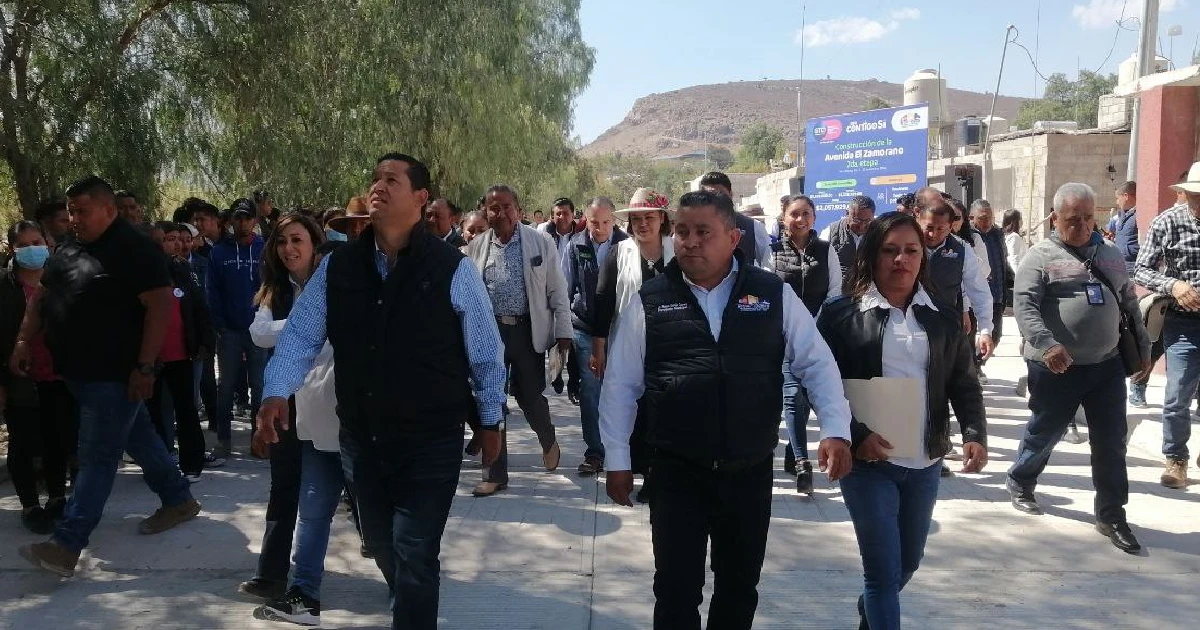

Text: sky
xmin=573 ymin=0 xmax=1200 ymax=144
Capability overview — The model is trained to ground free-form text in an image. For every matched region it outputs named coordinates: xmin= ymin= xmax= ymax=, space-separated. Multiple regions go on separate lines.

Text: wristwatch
xmin=135 ymin=362 xmax=161 ymax=376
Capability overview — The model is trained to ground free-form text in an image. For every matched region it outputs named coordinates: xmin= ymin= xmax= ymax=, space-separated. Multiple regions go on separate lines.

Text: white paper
xmin=840 ymin=378 xmax=925 ymax=459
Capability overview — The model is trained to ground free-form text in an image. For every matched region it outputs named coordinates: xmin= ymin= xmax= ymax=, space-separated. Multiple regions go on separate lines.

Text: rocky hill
xmin=581 ymin=78 xmax=1028 ymax=158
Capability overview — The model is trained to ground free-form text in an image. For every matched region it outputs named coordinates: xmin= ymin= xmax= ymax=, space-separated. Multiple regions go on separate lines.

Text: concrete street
xmin=1 ymin=316 xmax=1199 ymax=629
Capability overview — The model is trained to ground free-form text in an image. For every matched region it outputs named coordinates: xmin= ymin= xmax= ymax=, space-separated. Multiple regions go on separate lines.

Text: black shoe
xmin=568 ymin=392 xmax=579 ymax=405
xmin=551 ymin=377 xmax=564 ymax=394
xmin=239 ymin=577 xmax=286 ymax=600
xmin=857 ymin=594 xmax=870 ymax=629
xmin=20 ymin=506 xmax=54 ymax=535
xmin=940 ymin=463 xmax=953 ymax=477
xmin=1096 ymin=521 xmax=1141 ymax=553
xmin=44 ymin=497 xmax=67 ymax=521
xmin=1007 ymin=481 xmax=1043 ymax=515
xmin=360 ymin=543 xmax=374 ymax=559
xmin=258 ymin=587 xmax=321 ymax=627
xmin=796 ymin=460 xmax=814 ymax=494
xmin=783 ymin=443 xmax=797 ymax=475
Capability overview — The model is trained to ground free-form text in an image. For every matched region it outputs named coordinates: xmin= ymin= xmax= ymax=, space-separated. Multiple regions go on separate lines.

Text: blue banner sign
xmin=804 ymin=104 xmax=929 ymax=231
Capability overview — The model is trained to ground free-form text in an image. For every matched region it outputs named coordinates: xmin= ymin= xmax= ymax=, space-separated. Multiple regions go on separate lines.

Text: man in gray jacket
xmin=466 ymin=184 xmax=572 ymax=496
xmin=1007 ymin=183 xmax=1151 ymax=554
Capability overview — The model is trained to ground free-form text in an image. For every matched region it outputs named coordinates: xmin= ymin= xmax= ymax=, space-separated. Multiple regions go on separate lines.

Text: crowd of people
xmin=3 ymin=154 xmax=1200 ymax=630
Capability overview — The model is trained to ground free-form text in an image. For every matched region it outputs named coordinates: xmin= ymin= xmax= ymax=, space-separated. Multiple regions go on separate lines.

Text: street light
xmin=1168 ymin=25 xmax=1183 ymax=69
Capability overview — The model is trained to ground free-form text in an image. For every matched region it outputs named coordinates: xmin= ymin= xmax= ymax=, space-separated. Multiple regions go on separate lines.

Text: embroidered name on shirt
xmin=657 ymin=303 xmax=689 ymax=313
xmin=939 ymin=248 xmax=959 ymax=258
xmin=737 ymin=294 xmax=771 ymax=312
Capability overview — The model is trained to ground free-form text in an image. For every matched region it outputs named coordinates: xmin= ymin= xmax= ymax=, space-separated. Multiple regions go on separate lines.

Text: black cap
xmin=230 ymin=198 xmax=256 ymax=218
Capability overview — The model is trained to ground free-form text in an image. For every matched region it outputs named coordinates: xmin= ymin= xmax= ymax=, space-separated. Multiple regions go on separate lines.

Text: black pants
xmin=484 ymin=320 xmax=557 ymax=484
xmin=650 ymin=454 xmax=773 ymax=630
xmin=149 ymin=359 xmax=205 ymax=475
xmin=256 ymin=418 xmax=302 ymax=583
xmin=199 ymin=348 xmax=218 ymax=426
xmin=344 ymin=429 xmax=463 ymax=630
xmin=3 ymin=380 xmax=78 ymax=508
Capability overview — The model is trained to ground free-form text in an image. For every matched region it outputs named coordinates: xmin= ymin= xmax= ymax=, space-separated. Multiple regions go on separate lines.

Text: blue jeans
xmin=290 ymin=442 xmax=346 ymax=600
xmin=574 ymin=329 xmax=604 ymax=460
xmin=54 ymin=380 xmax=193 ymax=553
xmin=1009 ymin=357 xmax=1129 ymax=523
xmin=1162 ymin=313 xmax=1200 ymax=461
xmin=344 ymin=430 xmax=462 ymax=630
xmin=216 ymin=329 xmax=267 ymax=442
xmin=781 ymin=361 xmax=811 ymax=460
xmin=840 ymin=460 xmax=941 ymax=630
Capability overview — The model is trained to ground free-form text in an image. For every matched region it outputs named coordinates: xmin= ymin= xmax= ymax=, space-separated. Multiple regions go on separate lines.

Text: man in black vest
xmin=257 ymin=153 xmax=507 ymax=630
xmin=819 ymin=194 xmax=876 ymax=292
xmin=917 ymin=200 xmax=995 ymax=361
xmin=599 ymin=191 xmax=853 ymax=630
xmin=698 ymin=171 xmax=772 ymax=268
xmin=562 ymin=196 xmax=626 ymax=475
xmin=970 ymin=199 xmax=1009 ymax=362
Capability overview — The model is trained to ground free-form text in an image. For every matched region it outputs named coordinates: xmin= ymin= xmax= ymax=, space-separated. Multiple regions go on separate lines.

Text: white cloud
xmin=1071 ymin=0 xmax=1182 ymax=30
xmin=796 ymin=7 xmax=920 ymax=47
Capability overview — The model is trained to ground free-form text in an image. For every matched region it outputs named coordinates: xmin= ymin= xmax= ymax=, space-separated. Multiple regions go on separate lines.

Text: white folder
xmin=840 ymin=378 xmax=925 ymax=459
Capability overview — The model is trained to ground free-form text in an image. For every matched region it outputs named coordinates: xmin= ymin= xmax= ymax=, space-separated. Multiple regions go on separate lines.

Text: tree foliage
xmin=707 ymin=147 xmax=734 ymax=170
xmin=0 ymin=1 xmax=594 ymax=218
xmin=733 ymin=123 xmax=784 ymax=172
xmin=864 ymin=96 xmax=894 ymax=111
xmin=1014 ymin=70 xmax=1118 ymax=130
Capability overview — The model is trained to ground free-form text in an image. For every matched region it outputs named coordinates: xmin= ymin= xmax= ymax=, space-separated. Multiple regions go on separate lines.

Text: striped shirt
xmin=262 ymin=251 xmax=507 ymax=425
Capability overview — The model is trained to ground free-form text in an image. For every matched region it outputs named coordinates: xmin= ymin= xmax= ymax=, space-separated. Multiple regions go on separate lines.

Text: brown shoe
xmin=1161 ymin=459 xmax=1188 ymax=489
xmin=472 ymin=482 xmax=508 ymax=497
xmin=577 ymin=455 xmax=604 ymax=476
xmin=543 ymin=442 xmax=562 ymax=471
xmin=139 ymin=499 xmax=202 ymax=534
xmin=19 ymin=540 xmax=80 ymax=578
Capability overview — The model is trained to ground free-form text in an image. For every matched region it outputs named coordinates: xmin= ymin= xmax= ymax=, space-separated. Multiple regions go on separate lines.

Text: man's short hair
xmin=34 ymin=197 xmax=66 ymax=223
xmin=918 ymin=201 xmax=954 ymax=219
xmin=113 ymin=189 xmax=138 ymax=203
xmin=65 ymin=175 xmax=116 ymax=202
xmin=553 ymin=197 xmax=575 ymax=213
xmin=485 ymin=184 xmax=522 ymax=208
xmin=430 ymin=197 xmax=461 ymax=217
xmin=895 ymin=193 xmax=916 ymax=210
xmin=699 ymin=171 xmax=733 ymax=193
xmin=155 ymin=220 xmax=183 ymax=234
xmin=587 ymin=196 xmax=616 ymax=212
xmin=848 ymin=195 xmax=876 ymax=214
xmin=1116 ymin=181 xmax=1136 ymax=196
xmin=678 ymin=190 xmax=736 ymax=228
xmin=376 ymin=152 xmax=431 ymax=192
xmin=969 ymin=199 xmax=993 ymax=213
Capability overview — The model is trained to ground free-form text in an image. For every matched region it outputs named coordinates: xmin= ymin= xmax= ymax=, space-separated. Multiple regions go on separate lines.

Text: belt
xmin=496 ymin=314 xmax=531 ymax=326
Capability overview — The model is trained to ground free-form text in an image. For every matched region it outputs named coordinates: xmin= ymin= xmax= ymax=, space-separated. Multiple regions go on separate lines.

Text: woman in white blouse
xmin=815 ymin=212 xmax=988 ymax=630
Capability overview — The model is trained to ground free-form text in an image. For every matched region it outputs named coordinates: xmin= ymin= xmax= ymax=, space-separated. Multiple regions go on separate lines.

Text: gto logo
xmin=813 ymin=118 xmax=842 ymax=142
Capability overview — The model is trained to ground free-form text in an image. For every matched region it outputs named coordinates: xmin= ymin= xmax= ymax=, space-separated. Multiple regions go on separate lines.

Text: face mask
xmin=14 ymin=245 xmax=50 ymax=270
xmin=325 ymin=228 xmax=348 ymax=242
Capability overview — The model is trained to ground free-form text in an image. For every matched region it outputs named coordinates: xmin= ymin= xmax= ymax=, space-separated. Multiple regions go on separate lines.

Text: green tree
xmin=864 ymin=95 xmax=894 ymax=111
xmin=1014 ymin=70 xmax=1118 ymax=129
xmin=707 ymin=146 xmax=734 ymax=170
xmin=734 ymin=123 xmax=784 ymax=172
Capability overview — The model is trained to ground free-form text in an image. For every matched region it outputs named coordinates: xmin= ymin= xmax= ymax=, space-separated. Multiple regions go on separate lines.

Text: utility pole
xmin=982 ymin=25 xmax=1016 ymax=199
xmin=1127 ymin=0 xmax=1160 ymax=181
xmin=797 ymin=2 xmax=806 ymax=185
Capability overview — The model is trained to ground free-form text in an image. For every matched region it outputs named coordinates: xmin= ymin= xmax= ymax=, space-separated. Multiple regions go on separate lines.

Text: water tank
xmin=957 ymin=116 xmax=983 ymax=147
xmin=981 ymin=116 xmax=1008 ymax=137
xmin=903 ymin=69 xmax=948 ymax=123
xmin=1033 ymin=120 xmax=1080 ymax=132
xmin=1118 ymin=53 xmax=1170 ymax=86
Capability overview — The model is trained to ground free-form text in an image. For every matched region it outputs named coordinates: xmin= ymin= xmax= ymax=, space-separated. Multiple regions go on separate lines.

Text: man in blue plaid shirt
xmin=1133 ymin=162 xmax=1200 ymax=490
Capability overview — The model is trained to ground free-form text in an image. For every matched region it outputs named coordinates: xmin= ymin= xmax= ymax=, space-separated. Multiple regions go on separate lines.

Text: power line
xmin=1009 ymin=0 xmax=1140 ymax=90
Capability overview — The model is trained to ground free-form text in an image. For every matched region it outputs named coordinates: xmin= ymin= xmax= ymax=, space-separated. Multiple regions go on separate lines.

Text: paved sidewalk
xmin=2 ymin=317 xmax=1199 ymax=629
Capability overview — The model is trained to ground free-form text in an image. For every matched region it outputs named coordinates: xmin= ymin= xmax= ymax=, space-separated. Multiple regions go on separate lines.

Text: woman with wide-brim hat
xmin=593 ymin=187 xmax=673 ymax=501
xmin=326 ymin=196 xmax=370 ymax=241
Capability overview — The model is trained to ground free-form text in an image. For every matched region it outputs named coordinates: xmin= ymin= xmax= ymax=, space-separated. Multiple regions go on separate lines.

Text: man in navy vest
xmin=698 ymin=171 xmax=772 ymax=269
xmin=970 ymin=199 xmax=1009 ymax=377
xmin=599 ymin=191 xmax=853 ymax=630
xmin=257 ymin=153 xmax=507 ymax=629
xmin=562 ymin=197 xmax=626 ymax=475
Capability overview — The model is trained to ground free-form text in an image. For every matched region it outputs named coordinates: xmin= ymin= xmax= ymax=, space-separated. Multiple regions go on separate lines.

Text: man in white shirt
xmin=916 ymin=200 xmax=995 ymax=362
xmin=599 ymin=190 xmax=852 ymax=630
xmin=818 ymin=195 xmax=876 ymax=293
xmin=697 ymin=171 xmax=773 ymax=269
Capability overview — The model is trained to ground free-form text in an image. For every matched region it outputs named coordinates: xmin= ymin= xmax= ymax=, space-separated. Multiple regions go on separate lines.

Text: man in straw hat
xmin=327 ymin=196 xmax=371 ymax=242
xmin=1134 ymin=161 xmax=1200 ymax=489
xmin=600 ymin=190 xmax=852 ymax=629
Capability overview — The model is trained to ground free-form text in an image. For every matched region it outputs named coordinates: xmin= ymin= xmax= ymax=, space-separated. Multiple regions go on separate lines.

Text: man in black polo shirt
xmin=14 ymin=176 xmax=200 ymax=578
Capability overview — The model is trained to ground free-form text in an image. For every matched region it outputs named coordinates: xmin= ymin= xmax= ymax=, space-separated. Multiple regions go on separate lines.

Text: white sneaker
xmin=978 ymin=371 xmax=989 ymax=385
xmin=184 ymin=473 xmax=202 ymax=483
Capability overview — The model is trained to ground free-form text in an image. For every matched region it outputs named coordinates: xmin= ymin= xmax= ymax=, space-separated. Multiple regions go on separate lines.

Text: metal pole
xmin=797 ymin=2 xmax=806 ymax=184
xmin=1128 ymin=0 xmax=1160 ymax=181
xmin=982 ymin=25 xmax=1015 ymax=199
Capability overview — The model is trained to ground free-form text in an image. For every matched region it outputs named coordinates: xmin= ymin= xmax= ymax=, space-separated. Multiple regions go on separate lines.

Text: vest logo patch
xmin=938 ymin=248 xmax=959 ymax=258
xmin=736 ymin=294 xmax=771 ymax=312
xmin=657 ymin=302 xmax=689 ymax=313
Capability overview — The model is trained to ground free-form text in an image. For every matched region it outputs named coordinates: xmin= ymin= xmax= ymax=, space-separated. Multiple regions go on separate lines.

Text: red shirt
xmin=20 ymin=283 xmax=59 ymax=382
xmin=160 ymin=290 xmax=189 ymax=363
